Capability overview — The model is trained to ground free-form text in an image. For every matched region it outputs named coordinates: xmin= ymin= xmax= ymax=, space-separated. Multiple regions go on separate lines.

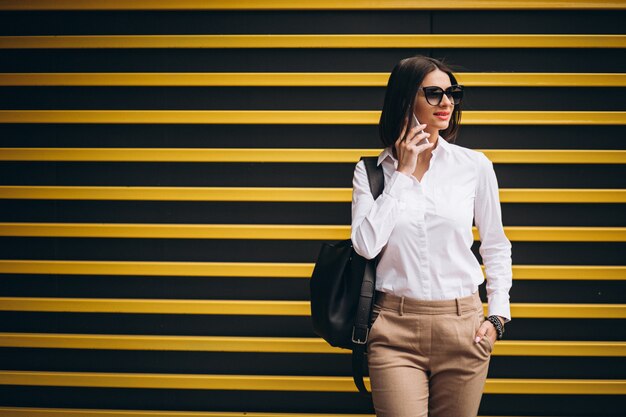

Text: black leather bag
xmin=310 ymin=156 xmax=384 ymax=395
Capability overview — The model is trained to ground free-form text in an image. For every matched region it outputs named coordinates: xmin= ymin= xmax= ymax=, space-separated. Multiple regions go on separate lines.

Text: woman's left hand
xmin=474 ymin=318 xmax=501 ymax=346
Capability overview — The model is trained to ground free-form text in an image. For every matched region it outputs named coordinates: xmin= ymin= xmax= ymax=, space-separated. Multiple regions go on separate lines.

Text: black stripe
xmin=1 ymin=125 xmax=625 ymax=150
xmin=0 ymin=348 xmax=624 ymax=379
xmin=1 ymin=86 xmax=624 ymax=111
xmin=1 ymin=237 xmax=625 ymax=265
xmin=0 ymin=10 xmax=624 ymax=35
xmin=0 ymin=386 xmax=624 ymax=414
xmin=0 ymin=312 xmax=623 ymax=341
xmin=1 ymin=162 xmax=625 ymax=188
xmin=1 ymin=201 xmax=625 ymax=227
xmin=1 ymin=275 xmax=624 ymax=304
xmin=1 ymin=49 xmax=624 ymax=72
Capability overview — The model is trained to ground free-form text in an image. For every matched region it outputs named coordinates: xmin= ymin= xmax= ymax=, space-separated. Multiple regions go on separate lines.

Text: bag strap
xmin=352 ymin=156 xmax=384 ymax=396
xmin=351 ymin=260 xmax=376 ymax=396
xmin=362 ymin=156 xmax=384 ymax=199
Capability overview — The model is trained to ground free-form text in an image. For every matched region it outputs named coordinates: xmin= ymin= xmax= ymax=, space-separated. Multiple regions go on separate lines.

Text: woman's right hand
xmin=395 ymin=117 xmax=434 ymax=176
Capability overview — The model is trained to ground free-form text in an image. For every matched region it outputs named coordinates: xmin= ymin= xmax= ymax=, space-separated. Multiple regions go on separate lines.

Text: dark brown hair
xmin=379 ymin=55 xmax=463 ymax=147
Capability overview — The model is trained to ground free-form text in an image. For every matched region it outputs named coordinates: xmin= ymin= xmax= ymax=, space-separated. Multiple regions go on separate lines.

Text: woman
xmin=350 ymin=55 xmax=512 ymax=417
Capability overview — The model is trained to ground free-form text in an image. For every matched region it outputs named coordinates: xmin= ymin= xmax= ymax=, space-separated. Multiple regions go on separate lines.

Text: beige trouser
xmin=367 ymin=290 xmax=493 ymax=417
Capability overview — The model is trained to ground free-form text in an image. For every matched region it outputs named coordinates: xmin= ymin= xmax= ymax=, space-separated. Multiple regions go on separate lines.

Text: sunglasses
xmin=420 ymin=84 xmax=464 ymax=106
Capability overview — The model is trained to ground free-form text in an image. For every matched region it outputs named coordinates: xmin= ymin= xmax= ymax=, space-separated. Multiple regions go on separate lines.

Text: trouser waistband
xmin=374 ymin=290 xmax=482 ymax=316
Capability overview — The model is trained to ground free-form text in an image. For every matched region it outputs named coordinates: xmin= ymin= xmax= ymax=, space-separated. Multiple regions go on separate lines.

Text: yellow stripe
xmin=0 ymin=260 xmax=622 ymax=280
xmin=459 ymin=72 xmax=626 ymax=87
xmin=0 ymin=333 xmax=623 ymax=357
xmin=1 ymin=186 xmax=625 ymax=203
xmin=1 ymin=0 xmax=624 ymax=11
xmin=0 ymin=260 xmax=314 ymax=278
xmin=1 ymin=72 xmax=624 ymax=87
xmin=509 ymin=265 xmax=626 ymax=280
xmin=0 ymin=110 xmax=623 ymax=125
xmin=498 ymin=189 xmax=626 ymax=203
xmin=1 ymin=148 xmax=625 ymax=163
xmin=1 ymin=34 xmax=624 ymax=49
xmin=0 ymin=408 xmax=374 ymax=417
xmin=497 ymin=226 xmax=626 ymax=242
xmin=0 ymin=222 xmax=353 ymax=240
xmin=1 ymin=223 xmax=624 ymax=242
xmin=0 ymin=186 xmax=354 ymax=202
xmin=0 ymin=408 xmax=370 ymax=417
xmin=0 ymin=409 xmax=620 ymax=417
xmin=0 ymin=298 xmax=623 ymax=318
xmin=0 ymin=371 xmax=623 ymax=394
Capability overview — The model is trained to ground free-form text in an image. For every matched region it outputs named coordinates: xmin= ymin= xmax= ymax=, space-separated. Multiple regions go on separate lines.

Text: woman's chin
xmin=431 ymin=120 xmax=449 ymax=130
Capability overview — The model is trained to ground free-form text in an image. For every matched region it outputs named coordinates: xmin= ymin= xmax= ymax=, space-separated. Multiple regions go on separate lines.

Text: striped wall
xmin=0 ymin=1 xmax=625 ymax=416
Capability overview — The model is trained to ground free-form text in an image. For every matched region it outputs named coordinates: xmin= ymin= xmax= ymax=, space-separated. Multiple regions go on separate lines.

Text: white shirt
xmin=350 ymin=135 xmax=512 ymax=322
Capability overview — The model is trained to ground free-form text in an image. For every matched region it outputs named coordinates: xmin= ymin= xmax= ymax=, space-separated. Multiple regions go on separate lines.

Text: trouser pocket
xmin=474 ymin=309 xmax=494 ymax=355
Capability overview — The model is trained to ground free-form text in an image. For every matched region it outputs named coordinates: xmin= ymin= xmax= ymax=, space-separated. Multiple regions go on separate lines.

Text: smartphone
xmin=409 ymin=113 xmax=430 ymax=146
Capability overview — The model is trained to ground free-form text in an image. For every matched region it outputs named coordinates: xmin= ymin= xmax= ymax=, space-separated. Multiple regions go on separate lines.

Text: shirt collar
xmin=377 ymin=134 xmax=450 ymax=167
xmin=377 ymin=147 xmax=394 ymax=166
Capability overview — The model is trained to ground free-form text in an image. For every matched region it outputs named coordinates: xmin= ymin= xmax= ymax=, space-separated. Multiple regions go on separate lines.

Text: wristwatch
xmin=487 ymin=315 xmax=505 ymax=340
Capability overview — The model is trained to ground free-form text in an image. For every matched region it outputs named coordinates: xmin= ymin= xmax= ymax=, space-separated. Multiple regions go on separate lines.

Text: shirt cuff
xmin=384 ymin=170 xmax=414 ymax=199
xmin=487 ymin=292 xmax=511 ymax=323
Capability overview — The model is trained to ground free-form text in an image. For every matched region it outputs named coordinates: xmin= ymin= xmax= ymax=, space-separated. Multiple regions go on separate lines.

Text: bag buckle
xmin=351 ymin=326 xmax=369 ymax=345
